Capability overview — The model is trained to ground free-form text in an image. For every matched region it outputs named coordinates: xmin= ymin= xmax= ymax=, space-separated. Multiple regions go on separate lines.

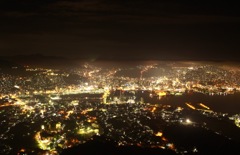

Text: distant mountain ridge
xmin=0 ymin=58 xmax=26 ymax=75
xmin=1 ymin=54 xmax=79 ymax=69
xmin=0 ymin=58 xmax=21 ymax=68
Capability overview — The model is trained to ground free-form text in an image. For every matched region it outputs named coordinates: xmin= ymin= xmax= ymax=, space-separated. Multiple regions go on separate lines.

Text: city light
xmin=1 ymin=61 xmax=240 ymax=154
xmin=186 ymin=118 xmax=192 ymax=124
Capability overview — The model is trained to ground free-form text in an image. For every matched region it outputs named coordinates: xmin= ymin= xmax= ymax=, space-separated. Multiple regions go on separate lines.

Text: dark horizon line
xmin=1 ymin=53 xmax=240 ymax=63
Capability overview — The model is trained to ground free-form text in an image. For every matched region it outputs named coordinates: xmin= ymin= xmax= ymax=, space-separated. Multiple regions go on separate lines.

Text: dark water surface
xmin=159 ymin=93 xmax=240 ymax=115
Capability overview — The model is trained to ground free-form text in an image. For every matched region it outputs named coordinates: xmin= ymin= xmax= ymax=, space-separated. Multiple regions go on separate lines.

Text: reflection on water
xmin=159 ymin=93 xmax=240 ymax=115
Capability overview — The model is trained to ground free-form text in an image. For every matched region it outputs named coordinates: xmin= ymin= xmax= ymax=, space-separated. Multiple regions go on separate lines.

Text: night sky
xmin=0 ymin=0 xmax=240 ymax=61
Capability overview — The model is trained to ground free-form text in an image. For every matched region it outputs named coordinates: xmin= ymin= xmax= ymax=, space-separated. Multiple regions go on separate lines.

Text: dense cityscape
xmin=1 ymin=60 xmax=240 ymax=155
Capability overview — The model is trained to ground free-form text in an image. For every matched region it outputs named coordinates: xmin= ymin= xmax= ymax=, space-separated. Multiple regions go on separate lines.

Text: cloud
xmin=50 ymin=0 xmax=115 ymax=12
xmin=1 ymin=0 xmax=240 ymax=25
xmin=0 ymin=0 xmax=240 ymax=60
